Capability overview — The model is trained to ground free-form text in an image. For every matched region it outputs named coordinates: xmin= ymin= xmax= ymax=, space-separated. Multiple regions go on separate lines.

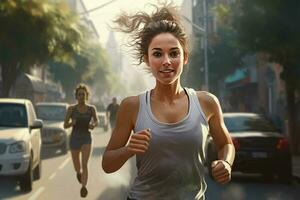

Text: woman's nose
xmin=162 ymin=55 xmax=171 ymax=66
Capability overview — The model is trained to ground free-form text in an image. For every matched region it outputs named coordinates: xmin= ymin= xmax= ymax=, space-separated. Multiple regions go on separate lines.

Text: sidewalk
xmin=292 ymin=155 xmax=300 ymax=180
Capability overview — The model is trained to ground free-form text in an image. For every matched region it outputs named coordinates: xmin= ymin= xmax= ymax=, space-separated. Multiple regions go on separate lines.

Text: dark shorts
xmin=69 ymin=134 xmax=92 ymax=150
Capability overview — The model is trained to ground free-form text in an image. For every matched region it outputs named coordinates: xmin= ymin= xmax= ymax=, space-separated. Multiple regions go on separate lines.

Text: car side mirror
xmin=30 ymin=119 xmax=43 ymax=129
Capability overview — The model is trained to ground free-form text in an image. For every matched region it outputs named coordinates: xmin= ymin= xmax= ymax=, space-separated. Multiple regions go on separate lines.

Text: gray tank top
xmin=71 ymin=105 xmax=92 ymax=135
xmin=128 ymin=88 xmax=209 ymax=200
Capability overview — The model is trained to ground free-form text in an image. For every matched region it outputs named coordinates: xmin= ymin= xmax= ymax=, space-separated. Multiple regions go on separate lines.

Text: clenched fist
xmin=211 ymin=160 xmax=232 ymax=184
xmin=71 ymin=119 xmax=77 ymax=126
xmin=127 ymin=129 xmax=151 ymax=155
xmin=88 ymin=123 xmax=95 ymax=130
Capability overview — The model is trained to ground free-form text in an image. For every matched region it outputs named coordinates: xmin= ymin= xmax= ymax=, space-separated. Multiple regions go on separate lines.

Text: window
xmin=0 ymin=103 xmax=28 ymax=127
xmin=36 ymin=105 xmax=66 ymax=121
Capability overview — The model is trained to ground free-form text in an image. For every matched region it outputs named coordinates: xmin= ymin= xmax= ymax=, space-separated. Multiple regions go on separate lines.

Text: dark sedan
xmin=206 ymin=112 xmax=292 ymax=182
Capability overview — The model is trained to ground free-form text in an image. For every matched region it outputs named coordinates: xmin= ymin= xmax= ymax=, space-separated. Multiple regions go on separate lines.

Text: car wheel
xmin=278 ymin=167 xmax=292 ymax=184
xmin=33 ymin=159 xmax=42 ymax=180
xmin=20 ymin=158 xmax=33 ymax=192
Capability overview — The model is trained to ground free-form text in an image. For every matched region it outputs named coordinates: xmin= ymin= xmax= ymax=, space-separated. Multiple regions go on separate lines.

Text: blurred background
xmin=1 ymin=0 xmax=300 ymax=199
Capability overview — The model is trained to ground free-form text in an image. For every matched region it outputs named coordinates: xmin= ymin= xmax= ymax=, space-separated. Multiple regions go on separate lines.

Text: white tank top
xmin=128 ymin=88 xmax=209 ymax=200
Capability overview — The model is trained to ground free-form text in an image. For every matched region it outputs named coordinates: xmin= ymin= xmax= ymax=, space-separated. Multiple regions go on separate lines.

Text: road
xmin=1 ymin=127 xmax=300 ymax=200
xmin=0 ymin=127 xmax=136 ymax=200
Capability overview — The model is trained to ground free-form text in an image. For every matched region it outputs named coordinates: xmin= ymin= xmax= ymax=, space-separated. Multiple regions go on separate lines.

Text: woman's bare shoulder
xmin=117 ymin=95 xmax=140 ymax=127
xmin=196 ymin=91 xmax=219 ymax=104
xmin=67 ymin=104 xmax=76 ymax=110
xmin=195 ymin=91 xmax=221 ymax=119
xmin=86 ymin=103 xmax=96 ymax=109
xmin=119 ymin=95 xmax=139 ymax=110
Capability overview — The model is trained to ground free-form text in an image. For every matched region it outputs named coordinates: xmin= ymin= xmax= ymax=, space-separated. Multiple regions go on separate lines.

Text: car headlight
xmin=9 ymin=141 xmax=27 ymax=153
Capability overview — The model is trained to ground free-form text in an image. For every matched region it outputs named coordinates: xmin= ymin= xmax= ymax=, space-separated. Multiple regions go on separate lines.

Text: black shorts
xmin=69 ymin=134 xmax=92 ymax=150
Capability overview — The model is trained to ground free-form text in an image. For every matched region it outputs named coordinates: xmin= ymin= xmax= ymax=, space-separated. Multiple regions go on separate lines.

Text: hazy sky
xmin=83 ymin=0 xmax=184 ymax=46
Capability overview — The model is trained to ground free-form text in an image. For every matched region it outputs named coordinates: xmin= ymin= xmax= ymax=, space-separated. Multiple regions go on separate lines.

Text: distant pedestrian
xmin=64 ymin=84 xmax=98 ymax=198
xmin=102 ymin=3 xmax=235 ymax=200
xmin=106 ymin=97 xmax=119 ymax=130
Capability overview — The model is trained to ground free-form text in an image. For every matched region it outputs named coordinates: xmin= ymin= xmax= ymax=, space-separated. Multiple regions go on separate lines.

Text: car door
xmin=27 ymin=102 xmax=41 ymax=165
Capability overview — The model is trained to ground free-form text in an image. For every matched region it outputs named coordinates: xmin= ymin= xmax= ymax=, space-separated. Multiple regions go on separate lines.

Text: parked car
xmin=206 ymin=112 xmax=292 ymax=182
xmin=35 ymin=102 xmax=71 ymax=154
xmin=0 ymin=98 xmax=43 ymax=192
xmin=97 ymin=112 xmax=108 ymax=132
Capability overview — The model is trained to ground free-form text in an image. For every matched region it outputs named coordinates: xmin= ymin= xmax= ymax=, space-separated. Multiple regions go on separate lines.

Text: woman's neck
xmin=152 ymin=82 xmax=184 ymax=103
xmin=77 ymin=102 xmax=86 ymax=107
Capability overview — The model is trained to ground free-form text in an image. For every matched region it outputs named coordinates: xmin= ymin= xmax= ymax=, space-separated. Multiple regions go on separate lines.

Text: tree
xmin=208 ymin=26 xmax=243 ymax=94
xmin=184 ymin=3 xmax=243 ymax=94
xmin=183 ymin=35 xmax=203 ymax=90
xmin=85 ymin=43 xmax=115 ymax=98
xmin=48 ymin=53 xmax=89 ymax=101
xmin=0 ymin=0 xmax=83 ymax=97
xmin=49 ymin=41 xmax=124 ymax=102
xmin=231 ymin=0 xmax=300 ymax=153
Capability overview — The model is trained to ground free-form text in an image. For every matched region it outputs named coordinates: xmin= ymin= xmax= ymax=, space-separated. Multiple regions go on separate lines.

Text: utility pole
xmin=184 ymin=0 xmax=209 ymax=90
xmin=202 ymin=0 xmax=209 ymax=91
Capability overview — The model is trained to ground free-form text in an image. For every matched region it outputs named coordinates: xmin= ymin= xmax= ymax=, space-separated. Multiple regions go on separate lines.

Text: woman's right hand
xmin=127 ymin=129 xmax=151 ymax=155
xmin=71 ymin=119 xmax=77 ymax=126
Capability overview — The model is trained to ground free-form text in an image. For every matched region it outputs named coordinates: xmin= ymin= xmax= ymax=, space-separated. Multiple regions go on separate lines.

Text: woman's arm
xmin=89 ymin=105 xmax=99 ymax=129
xmin=102 ymin=96 xmax=151 ymax=173
xmin=198 ymin=91 xmax=235 ymax=184
xmin=64 ymin=105 xmax=74 ymax=129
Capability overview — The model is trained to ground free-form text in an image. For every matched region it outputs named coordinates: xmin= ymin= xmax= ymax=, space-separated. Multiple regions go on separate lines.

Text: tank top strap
xmin=134 ymin=91 xmax=148 ymax=131
xmin=87 ymin=105 xmax=93 ymax=114
xmin=184 ymin=88 xmax=209 ymax=130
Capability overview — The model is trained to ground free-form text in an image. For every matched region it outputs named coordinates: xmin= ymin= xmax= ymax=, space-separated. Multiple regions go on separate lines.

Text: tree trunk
xmin=1 ymin=63 xmax=18 ymax=97
xmin=285 ymin=82 xmax=298 ymax=154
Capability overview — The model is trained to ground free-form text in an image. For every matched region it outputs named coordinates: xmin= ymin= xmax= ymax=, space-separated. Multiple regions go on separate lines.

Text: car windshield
xmin=224 ymin=115 xmax=278 ymax=133
xmin=0 ymin=103 xmax=27 ymax=127
xmin=36 ymin=105 xmax=66 ymax=121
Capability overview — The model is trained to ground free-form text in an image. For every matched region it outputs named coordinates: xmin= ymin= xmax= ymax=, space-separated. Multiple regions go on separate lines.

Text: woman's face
xmin=76 ymin=88 xmax=87 ymax=103
xmin=145 ymin=32 xmax=187 ymax=85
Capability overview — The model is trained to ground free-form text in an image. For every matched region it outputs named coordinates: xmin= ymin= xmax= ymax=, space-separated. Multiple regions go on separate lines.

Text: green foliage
xmin=231 ymin=0 xmax=300 ymax=68
xmin=48 ymin=41 xmax=121 ymax=101
xmin=183 ymin=36 xmax=203 ymax=90
xmin=209 ymin=27 xmax=243 ymax=88
xmin=185 ymin=3 xmax=243 ymax=92
xmin=0 ymin=0 xmax=84 ymax=96
xmin=0 ymin=0 xmax=82 ymax=66
xmin=231 ymin=0 xmax=300 ymax=153
xmin=85 ymin=44 xmax=116 ymax=97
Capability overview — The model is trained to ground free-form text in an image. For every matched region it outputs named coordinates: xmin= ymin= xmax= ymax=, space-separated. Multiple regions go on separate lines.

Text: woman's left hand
xmin=89 ymin=123 xmax=95 ymax=130
xmin=211 ymin=160 xmax=231 ymax=184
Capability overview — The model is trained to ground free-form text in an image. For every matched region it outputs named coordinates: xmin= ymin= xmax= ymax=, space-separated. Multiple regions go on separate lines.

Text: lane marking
xmin=28 ymin=186 xmax=45 ymax=200
xmin=58 ymin=157 xmax=70 ymax=170
xmin=48 ymin=172 xmax=57 ymax=180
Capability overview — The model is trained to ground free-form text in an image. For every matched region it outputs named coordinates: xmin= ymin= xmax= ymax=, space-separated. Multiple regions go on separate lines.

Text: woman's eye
xmin=153 ymin=52 xmax=162 ymax=57
xmin=170 ymin=51 xmax=180 ymax=58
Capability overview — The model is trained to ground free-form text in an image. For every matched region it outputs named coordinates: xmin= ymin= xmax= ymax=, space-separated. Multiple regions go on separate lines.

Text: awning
xmin=225 ymin=68 xmax=249 ymax=84
xmin=14 ymin=73 xmax=47 ymax=93
xmin=224 ymin=68 xmax=252 ymax=89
